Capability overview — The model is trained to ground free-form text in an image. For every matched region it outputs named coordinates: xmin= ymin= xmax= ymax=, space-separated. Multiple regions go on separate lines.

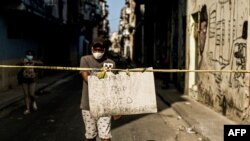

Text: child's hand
xmin=96 ymin=67 xmax=107 ymax=79
xmin=113 ymin=115 xmax=122 ymax=120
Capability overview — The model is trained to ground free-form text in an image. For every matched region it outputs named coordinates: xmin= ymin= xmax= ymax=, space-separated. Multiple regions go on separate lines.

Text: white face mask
xmin=26 ymin=55 xmax=33 ymax=60
xmin=92 ymin=52 xmax=104 ymax=60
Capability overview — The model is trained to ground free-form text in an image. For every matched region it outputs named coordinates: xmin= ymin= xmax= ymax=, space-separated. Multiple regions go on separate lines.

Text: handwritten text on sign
xmin=88 ymin=68 xmax=157 ymax=118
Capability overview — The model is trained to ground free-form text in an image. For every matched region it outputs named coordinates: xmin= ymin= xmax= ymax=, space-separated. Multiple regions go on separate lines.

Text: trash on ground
xmin=186 ymin=127 xmax=196 ymax=134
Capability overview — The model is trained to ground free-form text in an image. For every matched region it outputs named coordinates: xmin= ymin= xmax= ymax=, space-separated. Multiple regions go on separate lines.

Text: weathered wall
xmin=0 ymin=16 xmax=40 ymax=91
xmin=187 ymin=0 xmax=250 ymax=122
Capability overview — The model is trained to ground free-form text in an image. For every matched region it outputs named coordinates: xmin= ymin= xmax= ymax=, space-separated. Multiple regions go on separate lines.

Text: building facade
xmin=120 ymin=0 xmax=250 ymax=122
xmin=132 ymin=0 xmax=186 ymax=91
xmin=0 ymin=0 xmax=109 ymax=92
xmin=116 ymin=0 xmax=136 ymax=60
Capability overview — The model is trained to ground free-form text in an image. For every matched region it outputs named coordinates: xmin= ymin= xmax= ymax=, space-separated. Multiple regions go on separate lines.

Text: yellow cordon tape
xmin=0 ymin=65 xmax=250 ymax=73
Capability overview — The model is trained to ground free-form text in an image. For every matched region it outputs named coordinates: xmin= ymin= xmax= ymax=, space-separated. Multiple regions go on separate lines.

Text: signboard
xmin=88 ymin=67 xmax=157 ymax=118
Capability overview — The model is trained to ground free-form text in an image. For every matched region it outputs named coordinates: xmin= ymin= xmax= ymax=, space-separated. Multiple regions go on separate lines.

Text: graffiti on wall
xmin=201 ymin=0 xmax=248 ymax=90
xmin=193 ymin=0 xmax=249 ymax=118
xmin=198 ymin=5 xmax=208 ymax=56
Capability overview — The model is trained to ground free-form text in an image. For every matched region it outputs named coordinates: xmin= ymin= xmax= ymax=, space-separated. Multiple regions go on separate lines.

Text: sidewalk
xmin=0 ymin=71 xmax=76 ymax=115
xmin=155 ymin=78 xmax=237 ymax=141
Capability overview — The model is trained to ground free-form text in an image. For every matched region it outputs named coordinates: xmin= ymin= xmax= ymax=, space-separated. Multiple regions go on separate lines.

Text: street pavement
xmin=0 ymin=71 xmax=76 ymax=117
xmin=0 ymin=71 xmax=237 ymax=141
xmin=155 ymin=79 xmax=237 ymax=141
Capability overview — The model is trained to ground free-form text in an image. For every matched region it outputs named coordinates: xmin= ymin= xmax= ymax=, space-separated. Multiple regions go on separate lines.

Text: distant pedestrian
xmin=79 ymin=38 xmax=120 ymax=141
xmin=18 ymin=50 xmax=43 ymax=115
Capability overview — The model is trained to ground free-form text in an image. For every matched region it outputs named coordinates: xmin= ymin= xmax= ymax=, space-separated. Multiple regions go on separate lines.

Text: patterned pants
xmin=81 ymin=110 xmax=112 ymax=139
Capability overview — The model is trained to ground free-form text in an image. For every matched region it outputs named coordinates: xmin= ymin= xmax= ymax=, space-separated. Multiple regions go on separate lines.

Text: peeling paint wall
xmin=187 ymin=0 xmax=250 ymax=122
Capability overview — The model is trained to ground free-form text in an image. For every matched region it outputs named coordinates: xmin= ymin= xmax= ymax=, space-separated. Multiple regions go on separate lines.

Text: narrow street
xmin=1 ymin=0 xmax=249 ymax=141
xmin=0 ymin=74 xmax=202 ymax=141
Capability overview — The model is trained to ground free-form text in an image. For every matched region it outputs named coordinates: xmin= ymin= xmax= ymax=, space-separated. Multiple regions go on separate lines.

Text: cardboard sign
xmin=88 ymin=67 xmax=157 ymax=118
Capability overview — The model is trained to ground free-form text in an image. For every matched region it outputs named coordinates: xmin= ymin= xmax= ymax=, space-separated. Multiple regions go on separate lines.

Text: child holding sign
xmin=79 ymin=38 xmax=120 ymax=141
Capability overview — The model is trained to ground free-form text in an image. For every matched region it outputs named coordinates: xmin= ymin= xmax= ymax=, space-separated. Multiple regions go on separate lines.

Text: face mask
xmin=26 ymin=55 xmax=33 ymax=60
xmin=92 ymin=52 xmax=104 ymax=60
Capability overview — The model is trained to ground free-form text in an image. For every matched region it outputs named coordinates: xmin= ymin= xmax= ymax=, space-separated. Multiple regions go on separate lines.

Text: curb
xmin=156 ymin=90 xmax=212 ymax=141
xmin=35 ymin=72 xmax=77 ymax=94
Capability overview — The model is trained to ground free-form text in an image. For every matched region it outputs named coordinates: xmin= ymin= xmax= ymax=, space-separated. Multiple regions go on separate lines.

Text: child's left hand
xmin=113 ymin=115 xmax=122 ymax=120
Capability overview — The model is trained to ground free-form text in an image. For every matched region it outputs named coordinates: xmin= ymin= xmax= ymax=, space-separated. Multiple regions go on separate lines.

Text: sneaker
xmin=32 ymin=102 xmax=38 ymax=111
xmin=23 ymin=109 xmax=30 ymax=115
